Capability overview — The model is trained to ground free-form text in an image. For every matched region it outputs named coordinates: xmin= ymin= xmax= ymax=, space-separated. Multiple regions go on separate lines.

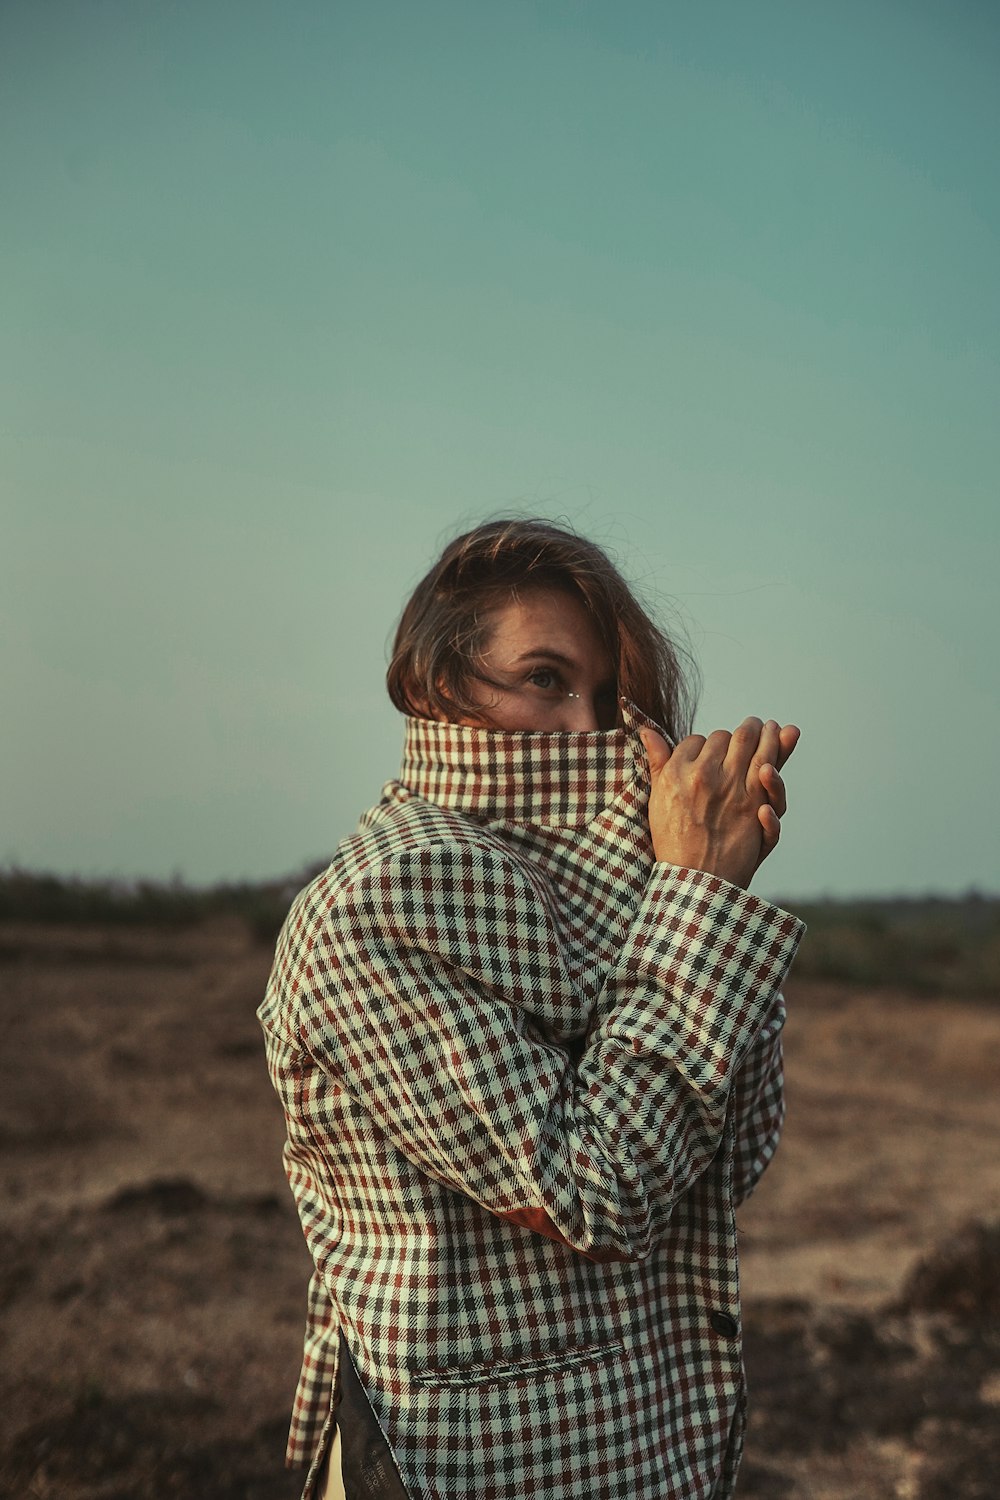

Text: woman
xmin=259 ymin=518 xmax=804 ymax=1500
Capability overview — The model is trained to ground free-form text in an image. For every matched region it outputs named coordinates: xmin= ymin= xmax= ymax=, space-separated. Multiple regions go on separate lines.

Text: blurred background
xmin=3 ymin=5 xmax=999 ymax=1499
xmin=3 ymin=0 xmax=998 ymax=901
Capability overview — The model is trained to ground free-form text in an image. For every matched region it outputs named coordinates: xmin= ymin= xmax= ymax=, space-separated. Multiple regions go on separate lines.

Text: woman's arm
xmin=632 ymin=715 xmax=798 ymax=1207
xmin=282 ymin=842 xmax=803 ymax=1264
xmin=728 ymin=989 xmax=786 ymax=1207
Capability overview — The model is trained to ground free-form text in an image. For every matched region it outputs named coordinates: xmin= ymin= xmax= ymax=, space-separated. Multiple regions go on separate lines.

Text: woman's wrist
xmin=652 ymin=851 xmax=752 ymax=890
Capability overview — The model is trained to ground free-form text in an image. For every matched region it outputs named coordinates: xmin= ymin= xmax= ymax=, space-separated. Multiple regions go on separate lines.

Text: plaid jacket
xmin=259 ymin=703 xmax=804 ymax=1499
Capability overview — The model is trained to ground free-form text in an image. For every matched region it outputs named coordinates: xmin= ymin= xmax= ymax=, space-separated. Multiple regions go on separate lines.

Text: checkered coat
xmin=259 ymin=703 xmax=804 ymax=1499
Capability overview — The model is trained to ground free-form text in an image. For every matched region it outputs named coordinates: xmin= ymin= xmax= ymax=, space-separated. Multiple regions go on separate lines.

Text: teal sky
xmin=3 ymin=0 xmax=998 ymax=898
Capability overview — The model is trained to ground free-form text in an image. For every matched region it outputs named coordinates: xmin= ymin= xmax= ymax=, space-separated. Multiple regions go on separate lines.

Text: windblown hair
xmin=386 ymin=519 xmax=698 ymax=741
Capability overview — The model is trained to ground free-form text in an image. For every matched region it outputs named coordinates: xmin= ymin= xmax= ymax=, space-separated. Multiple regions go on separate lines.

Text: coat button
xmin=710 ymin=1310 xmax=739 ymax=1337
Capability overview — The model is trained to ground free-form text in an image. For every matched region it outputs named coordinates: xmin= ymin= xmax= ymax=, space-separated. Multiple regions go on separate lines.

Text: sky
xmin=3 ymin=0 xmax=998 ymax=900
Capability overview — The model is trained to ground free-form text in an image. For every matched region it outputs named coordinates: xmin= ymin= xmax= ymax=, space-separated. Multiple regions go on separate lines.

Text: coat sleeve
xmin=288 ymin=841 xmax=803 ymax=1263
xmin=728 ymin=990 xmax=786 ymax=1208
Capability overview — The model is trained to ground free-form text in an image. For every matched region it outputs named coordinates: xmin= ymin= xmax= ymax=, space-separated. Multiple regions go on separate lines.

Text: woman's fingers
xmin=644 ymin=713 xmax=794 ymax=884
xmin=668 ymin=732 xmax=707 ymax=764
xmin=759 ymin=763 xmax=787 ymax=818
xmin=775 ymin=724 xmax=800 ymax=770
xmin=722 ymin=717 xmax=764 ymax=780
xmin=757 ymin=802 xmax=781 ymax=859
xmin=683 ymin=717 xmax=794 ymax=806
xmin=743 ymin=719 xmax=779 ymax=791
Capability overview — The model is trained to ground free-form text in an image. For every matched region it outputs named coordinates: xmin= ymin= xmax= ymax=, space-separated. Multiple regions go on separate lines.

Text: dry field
xmin=1 ymin=915 xmax=999 ymax=1499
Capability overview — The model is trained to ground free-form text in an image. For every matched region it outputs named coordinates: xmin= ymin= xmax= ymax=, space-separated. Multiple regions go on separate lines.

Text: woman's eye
xmin=527 ymin=669 xmax=562 ymax=692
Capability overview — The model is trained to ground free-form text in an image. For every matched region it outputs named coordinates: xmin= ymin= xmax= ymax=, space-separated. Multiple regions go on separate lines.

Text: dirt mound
xmin=0 ymin=1181 xmax=307 ymax=1499
xmin=741 ymin=1269 xmax=1000 ymax=1495
xmin=891 ymin=1217 xmax=1000 ymax=1322
xmin=103 ymin=1178 xmax=212 ymax=1216
xmin=100 ymin=1176 xmax=285 ymax=1219
xmin=3 ymin=1389 xmax=295 ymax=1500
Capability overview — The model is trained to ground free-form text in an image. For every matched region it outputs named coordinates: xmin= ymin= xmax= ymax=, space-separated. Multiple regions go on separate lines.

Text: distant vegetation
xmin=0 ymin=869 xmax=997 ymax=998
xmin=778 ymin=893 xmax=1000 ymax=999
xmin=0 ymin=866 xmax=324 ymax=947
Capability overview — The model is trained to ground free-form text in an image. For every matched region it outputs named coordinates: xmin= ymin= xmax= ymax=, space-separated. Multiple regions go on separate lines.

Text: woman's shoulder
xmin=263 ymin=798 xmax=563 ymax=1034
xmin=284 ymin=793 xmax=542 ymax=939
xmin=358 ymin=795 xmax=543 ymax=894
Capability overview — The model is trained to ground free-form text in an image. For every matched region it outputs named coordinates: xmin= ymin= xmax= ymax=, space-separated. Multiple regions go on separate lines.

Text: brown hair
xmin=386 ymin=518 xmax=698 ymax=741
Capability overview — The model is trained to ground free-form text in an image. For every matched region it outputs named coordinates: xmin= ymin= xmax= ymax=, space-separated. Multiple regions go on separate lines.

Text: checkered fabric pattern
xmin=258 ymin=702 xmax=804 ymax=1499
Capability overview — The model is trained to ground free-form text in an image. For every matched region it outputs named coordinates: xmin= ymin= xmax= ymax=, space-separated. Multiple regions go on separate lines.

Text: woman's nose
xmin=561 ymin=693 xmax=601 ymax=732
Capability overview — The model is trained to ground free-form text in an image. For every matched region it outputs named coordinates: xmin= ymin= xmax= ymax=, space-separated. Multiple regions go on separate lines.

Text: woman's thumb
xmin=638 ymin=726 xmax=672 ymax=774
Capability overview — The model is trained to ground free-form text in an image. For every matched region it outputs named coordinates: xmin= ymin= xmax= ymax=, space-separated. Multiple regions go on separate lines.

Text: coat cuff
xmin=604 ymin=864 xmax=805 ymax=1099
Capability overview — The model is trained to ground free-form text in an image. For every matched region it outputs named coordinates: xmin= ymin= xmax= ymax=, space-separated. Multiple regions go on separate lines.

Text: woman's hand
xmin=639 ymin=717 xmax=799 ymax=890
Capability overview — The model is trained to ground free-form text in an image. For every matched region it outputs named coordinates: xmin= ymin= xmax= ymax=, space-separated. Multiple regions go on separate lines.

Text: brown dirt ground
xmin=1 ymin=920 xmax=998 ymax=1499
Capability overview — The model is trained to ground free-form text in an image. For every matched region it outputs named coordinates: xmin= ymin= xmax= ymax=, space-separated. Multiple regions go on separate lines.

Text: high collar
xmin=397 ymin=700 xmax=668 ymax=829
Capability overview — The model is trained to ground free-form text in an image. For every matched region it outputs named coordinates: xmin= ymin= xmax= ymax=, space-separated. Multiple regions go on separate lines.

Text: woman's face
xmin=462 ymin=588 xmax=619 ymax=732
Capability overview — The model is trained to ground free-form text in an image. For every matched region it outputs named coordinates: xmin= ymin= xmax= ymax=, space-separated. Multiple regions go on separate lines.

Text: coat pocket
xmin=411 ymin=1336 xmax=624 ymax=1390
xmin=406 ymin=1336 xmax=635 ymax=1500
